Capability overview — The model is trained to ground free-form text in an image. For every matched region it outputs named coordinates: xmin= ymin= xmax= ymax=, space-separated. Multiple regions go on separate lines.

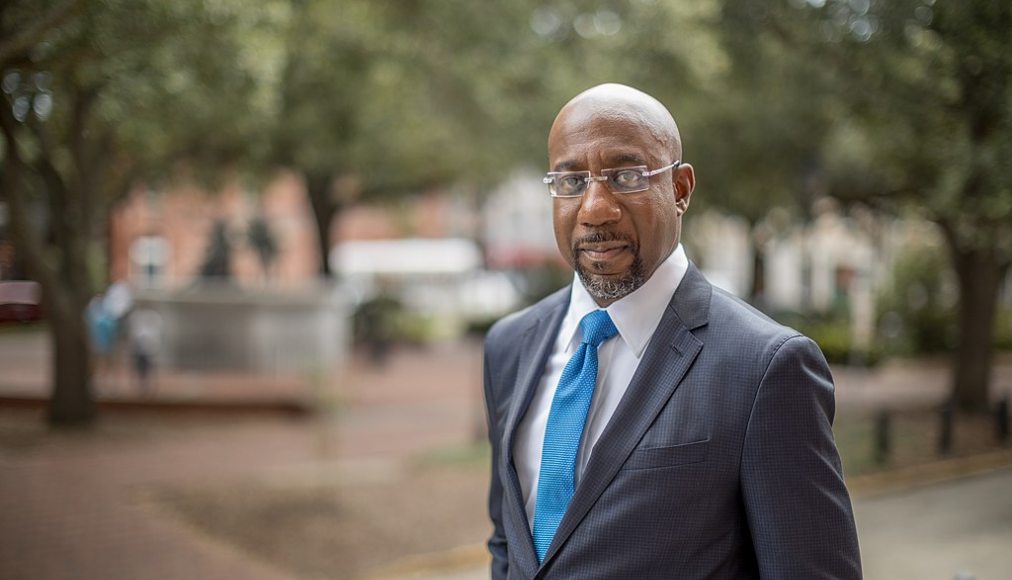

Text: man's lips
xmin=578 ymin=243 xmax=630 ymax=261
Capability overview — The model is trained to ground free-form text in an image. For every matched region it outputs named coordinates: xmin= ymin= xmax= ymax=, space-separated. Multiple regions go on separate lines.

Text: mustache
xmin=573 ymin=231 xmax=636 ymax=249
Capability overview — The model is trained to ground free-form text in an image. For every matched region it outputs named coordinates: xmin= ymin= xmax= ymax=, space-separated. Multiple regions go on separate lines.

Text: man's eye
xmin=613 ymin=170 xmax=643 ymax=187
xmin=559 ymin=175 xmax=583 ymax=189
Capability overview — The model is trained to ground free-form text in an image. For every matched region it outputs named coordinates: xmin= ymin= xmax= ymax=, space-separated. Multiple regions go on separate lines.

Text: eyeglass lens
xmin=552 ymin=168 xmax=649 ymax=197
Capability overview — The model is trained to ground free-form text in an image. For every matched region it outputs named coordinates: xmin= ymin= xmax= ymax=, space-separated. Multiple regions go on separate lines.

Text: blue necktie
xmin=532 ymin=309 xmax=618 ymax=563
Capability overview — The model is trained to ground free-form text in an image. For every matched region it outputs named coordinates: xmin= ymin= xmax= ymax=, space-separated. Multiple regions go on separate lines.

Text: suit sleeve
xmin=741 ymin=335 xmax=862 ymax=579
xmin=483 ymin=343 xmax=509 ymax=580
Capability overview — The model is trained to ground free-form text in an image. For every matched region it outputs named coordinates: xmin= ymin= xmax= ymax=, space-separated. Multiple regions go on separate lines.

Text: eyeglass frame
xmin=543 ymin=160 xmax=682 ymax=198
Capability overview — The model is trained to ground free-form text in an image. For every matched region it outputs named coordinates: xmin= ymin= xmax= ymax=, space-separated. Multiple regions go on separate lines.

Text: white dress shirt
xmin=514 ymin=244 xmax=689 ymax=529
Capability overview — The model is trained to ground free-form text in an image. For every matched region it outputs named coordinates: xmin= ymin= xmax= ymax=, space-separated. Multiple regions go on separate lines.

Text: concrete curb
xmin=846 ymin=447 xmax=1012 ymax=498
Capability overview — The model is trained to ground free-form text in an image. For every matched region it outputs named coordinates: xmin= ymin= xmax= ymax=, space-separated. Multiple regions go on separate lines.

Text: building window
xmin=130 ymin=236 xmax=169 ymax=287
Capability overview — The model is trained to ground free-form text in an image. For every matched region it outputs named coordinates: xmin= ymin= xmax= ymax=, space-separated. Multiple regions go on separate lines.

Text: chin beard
xmin=574 ymin=251 xmax=646 ymax=303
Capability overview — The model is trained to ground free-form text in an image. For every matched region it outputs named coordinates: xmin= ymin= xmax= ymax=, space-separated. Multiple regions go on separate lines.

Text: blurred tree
xmin=493 ymin=1 xmax=792 ymax=303
xmin=757 ymin=0 xmax=1012 ymax=410
xmin=877 ymin=243 xmax=957 ymax=355
xmin=692 ymin=0 xmax=838 ymax=306
xmin=0 ymin=0 xmax=274 ymax=425
xmin=271 ymin=0 xmax=569 ymax=277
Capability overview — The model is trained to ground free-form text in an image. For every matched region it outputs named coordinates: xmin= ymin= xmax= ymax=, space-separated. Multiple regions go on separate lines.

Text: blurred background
xmin=1 ymin=0 xmax=1010 ymax=578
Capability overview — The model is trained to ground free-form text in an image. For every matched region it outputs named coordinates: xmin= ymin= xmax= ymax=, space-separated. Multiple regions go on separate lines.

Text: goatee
xmin=572 ymin=232 xmax=646 ymax=302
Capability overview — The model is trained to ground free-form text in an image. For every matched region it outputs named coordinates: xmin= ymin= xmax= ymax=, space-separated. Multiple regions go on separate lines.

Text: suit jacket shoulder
xmin=699 ymin=283 xmax=815 ymax=382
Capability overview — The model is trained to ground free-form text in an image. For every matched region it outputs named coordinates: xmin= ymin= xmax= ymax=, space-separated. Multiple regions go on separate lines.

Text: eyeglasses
xmin=543 ymin=161 xmax=681 ymax=198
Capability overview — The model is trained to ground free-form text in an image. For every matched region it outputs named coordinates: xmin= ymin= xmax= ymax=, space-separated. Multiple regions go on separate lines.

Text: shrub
xmin=875 ymin=245 xmax=957 ymax=355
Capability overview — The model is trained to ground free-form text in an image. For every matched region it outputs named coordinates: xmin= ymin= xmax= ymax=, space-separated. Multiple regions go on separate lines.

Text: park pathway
xmin=0 ymin=336 xmax=480 ymax=580
xmin=2 ymin=328 xmax=1011 ymax=579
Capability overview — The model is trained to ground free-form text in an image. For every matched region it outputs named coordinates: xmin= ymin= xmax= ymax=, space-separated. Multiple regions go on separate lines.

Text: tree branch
xmin=0 ymin=0 xmax=85 ymax=67
xmin=0 ymin=105 xmax=59 ymax=289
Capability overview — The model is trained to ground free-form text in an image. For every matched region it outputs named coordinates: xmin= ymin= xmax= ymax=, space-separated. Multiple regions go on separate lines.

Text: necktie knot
xmin=579 ymin=309 xmax=617 ymax=348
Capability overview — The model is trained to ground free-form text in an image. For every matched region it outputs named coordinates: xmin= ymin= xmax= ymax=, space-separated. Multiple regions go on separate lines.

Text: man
xmin=483 ymin=84 xmax=861 ymax=579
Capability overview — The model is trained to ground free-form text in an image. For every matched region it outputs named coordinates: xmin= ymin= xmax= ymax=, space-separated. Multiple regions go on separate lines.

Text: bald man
xmin=482 ymin=84 xmax=861 ymax=579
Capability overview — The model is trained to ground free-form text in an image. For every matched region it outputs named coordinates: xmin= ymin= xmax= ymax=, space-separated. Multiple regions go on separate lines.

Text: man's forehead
xmin=548 ymin=93 xmax=679 ymax=167
xmin=548 ymin=110 xmax=669 ymax=169
xmin=550 ymin=149 xmax=649 ymax=172
xmin=552 ymin=105 xmax=666 ymax=141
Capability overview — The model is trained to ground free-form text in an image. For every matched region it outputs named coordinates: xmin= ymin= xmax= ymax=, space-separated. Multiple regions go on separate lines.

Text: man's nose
xmin=577 ymin=180 xmax=622 ymax=226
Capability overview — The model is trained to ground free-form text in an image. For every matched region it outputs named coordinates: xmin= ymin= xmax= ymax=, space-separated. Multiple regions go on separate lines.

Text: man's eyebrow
xmin=551 ymin=153 xmax=648 ymax=172
xmin=607 ymin=152 xmax=647 ymax=167
xmin=551 ymin=160 xmax=583 ymax=172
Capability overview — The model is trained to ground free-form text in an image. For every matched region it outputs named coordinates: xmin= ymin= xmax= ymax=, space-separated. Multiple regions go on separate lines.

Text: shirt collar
xmin=562 ymin=243 xmax=689 ymax=358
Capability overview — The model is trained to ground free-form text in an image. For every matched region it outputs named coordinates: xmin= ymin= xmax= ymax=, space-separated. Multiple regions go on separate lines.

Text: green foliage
xmin=1 ymin=0 xmax=282 ymax=424
xmin=693 ymin=1 xmax=836 ymax=223
xmin=2 ymin=0 xmax=276 ymax=298
xmin=994 ymin=308 xmax=1012 ymax=352
xmin=734 ymin=0 xmax=1012 ymax=406
xmin=273 ymin=0 xmax=551 ymax=196
xmin=782 ymin=0 xmax=1011 ymax=252
xmin=876 ymin=244 xmax=957 ymax=355
xmin=4 ymin=0 xmax=280 ymax=187
xmin=774 ymin=309 xmax=881 ymax=366
xmin=352 ymin=293 xmax=402 ymax=345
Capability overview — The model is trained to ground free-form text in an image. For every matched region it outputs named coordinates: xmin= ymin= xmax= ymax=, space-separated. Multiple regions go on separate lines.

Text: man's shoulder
xmin=705 ymin=284 xmax=803 ymax=347
xmin=486 ymin=286 xmax=568 ymax=348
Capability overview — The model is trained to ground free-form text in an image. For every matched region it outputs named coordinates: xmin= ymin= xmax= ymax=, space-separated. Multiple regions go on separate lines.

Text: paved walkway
xmin=857 ymin=466 xmax=1012 ymax=579
xmin=0 ymin=332 xmax=482 ymax=580
xmin=2 ymin=327 xmax=1011 ymax=579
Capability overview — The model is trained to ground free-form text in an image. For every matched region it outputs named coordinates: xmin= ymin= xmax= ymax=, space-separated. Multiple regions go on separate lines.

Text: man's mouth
xmin=573 ymin=232 xmax=637 ymax=270
xmin=578 ymin=242 xmax=630 ymax=261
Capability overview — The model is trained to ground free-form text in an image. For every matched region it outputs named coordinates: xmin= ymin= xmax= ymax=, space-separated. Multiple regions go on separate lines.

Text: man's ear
xmin=673 ymin=163 xmax=695 ymax=214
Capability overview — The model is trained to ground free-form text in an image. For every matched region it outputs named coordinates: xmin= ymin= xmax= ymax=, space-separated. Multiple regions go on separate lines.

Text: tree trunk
xmin=2 ymin=92 xmax=99 ymax=427
xmin=45 ymin=287 xmax=96 ymax=426
xmin=949 ymin=246 xmax=1008 ymax=412
xmin=305 ymin=173 xmax=339 ymax=278
xmin=1 ymin=156 xmax=97 ymax=426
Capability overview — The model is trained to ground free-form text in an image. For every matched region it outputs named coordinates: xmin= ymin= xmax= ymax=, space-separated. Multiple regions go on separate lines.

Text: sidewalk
xmin=1 ymin=330 xmax=484 ymax=580
xmin=2 ymin=327 xmax=1011 ymax=579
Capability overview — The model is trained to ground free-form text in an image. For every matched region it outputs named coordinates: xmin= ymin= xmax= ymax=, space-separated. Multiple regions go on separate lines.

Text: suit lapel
xmin=540 ymin=264 xmax=712 ymax=568
xmin=501 ymin=289 xmax=568 ymax=577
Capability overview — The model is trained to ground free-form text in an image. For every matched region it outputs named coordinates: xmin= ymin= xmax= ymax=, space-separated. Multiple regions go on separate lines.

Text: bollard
xmin=874 ymin=410 xmax=891 ymax=465
xmin=938 ymin=399 xmax=954 ymax=456
xmin=997 ymin=396 xmax=1010 ymax=443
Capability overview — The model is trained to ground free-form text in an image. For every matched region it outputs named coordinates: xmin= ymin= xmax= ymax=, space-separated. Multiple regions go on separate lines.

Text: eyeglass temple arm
xmin=643 ymin=160 xmax=681 ymax=177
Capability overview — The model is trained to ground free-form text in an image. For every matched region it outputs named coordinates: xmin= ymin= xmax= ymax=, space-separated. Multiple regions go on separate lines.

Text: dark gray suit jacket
xmin=483 ymin=264 xmax=861 ymax=579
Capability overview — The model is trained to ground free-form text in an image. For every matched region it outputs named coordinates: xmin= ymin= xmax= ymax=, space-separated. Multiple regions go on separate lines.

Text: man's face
xmin=549 ymin=108 xmax=689 ymax=306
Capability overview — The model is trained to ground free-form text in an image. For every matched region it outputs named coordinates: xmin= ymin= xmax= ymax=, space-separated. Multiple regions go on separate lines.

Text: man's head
xmin=548 ymin=83 xmax=695 ymax=306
